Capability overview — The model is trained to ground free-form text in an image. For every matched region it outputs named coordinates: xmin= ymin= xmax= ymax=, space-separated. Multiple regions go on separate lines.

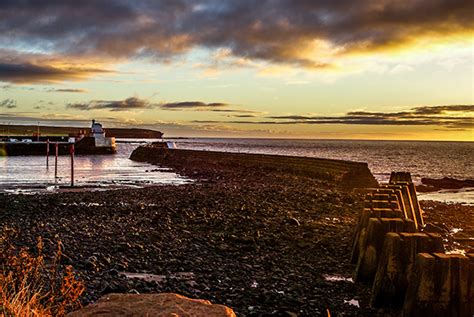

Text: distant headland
xmin=0 ymin=124 xmax=163 ymax=139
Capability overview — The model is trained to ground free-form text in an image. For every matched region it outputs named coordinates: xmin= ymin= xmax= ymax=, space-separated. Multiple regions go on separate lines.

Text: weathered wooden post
xmin=54 ymin=142 xmax=58 ymax=179
xmin=70 ymin=143 xmax=75 ymax=187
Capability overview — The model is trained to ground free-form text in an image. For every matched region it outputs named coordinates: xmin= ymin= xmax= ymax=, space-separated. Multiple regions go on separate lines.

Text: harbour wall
xmin=130 ymin=144 xmax=379 ymax=189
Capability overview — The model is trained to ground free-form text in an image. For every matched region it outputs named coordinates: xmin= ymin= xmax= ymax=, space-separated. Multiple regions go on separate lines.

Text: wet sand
xmin=1 ymin=147 xmax=472 ymax=316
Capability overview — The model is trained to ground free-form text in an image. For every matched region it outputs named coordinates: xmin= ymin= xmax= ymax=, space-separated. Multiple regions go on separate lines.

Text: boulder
xmin=67 ymin=293 xmax=236 ymax=317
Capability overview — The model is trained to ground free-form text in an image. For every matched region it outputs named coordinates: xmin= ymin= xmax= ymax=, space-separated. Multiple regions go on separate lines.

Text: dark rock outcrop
xmin=419 ymin=177 xmax=474 ymax=192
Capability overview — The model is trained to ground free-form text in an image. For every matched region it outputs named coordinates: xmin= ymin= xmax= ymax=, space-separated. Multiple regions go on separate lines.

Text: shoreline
xmin=1 ymin=147 xmax=472 ymax=315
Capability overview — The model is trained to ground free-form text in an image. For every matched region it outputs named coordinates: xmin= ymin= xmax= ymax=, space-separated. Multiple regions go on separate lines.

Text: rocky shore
xmin=1 ymin=146 xmax=472 ymax=316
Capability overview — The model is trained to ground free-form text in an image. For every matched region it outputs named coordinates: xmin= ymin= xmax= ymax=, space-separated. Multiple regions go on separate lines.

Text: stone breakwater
xmin=1 ymin=145 xmax=471 ymax=316
xmin=130 ymin=145 xmax=379 ymax=190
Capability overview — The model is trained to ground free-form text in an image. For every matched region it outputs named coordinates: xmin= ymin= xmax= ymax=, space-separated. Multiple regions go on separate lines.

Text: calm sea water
xmin=1 ymin=138 xmax=473 ymax=204
xmin=169 ymin=138 xmax=474 ymax=204
xmin=0 ymin=142 xmax=189 ymax=193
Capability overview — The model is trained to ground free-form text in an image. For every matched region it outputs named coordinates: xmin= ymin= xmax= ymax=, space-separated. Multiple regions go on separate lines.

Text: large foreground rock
xmin=67 ymin=293 xmax=236 ymax=317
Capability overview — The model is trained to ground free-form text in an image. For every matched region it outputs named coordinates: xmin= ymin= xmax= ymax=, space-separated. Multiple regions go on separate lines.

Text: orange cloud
xmin=0 ymin=0 xmax=472 ymax=79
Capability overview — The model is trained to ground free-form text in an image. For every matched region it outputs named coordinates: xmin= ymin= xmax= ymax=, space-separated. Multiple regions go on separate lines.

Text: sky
xmin=0 ymin=0 xmax=473 ymax=140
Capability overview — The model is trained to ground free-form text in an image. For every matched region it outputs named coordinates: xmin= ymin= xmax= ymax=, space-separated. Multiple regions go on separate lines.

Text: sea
xmin=0 ymin=142 xmax=190 ymax=194
xmin=1 ymin=138 xmax=473 ymax=204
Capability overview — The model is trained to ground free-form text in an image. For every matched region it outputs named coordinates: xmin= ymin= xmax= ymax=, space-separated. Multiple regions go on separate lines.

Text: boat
xmin=0 ymin=120 xmax=116 ymax=156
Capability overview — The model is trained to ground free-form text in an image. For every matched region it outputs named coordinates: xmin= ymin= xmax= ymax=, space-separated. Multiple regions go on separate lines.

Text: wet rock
xmin=288 ymin=217 xmax=301 ymax=226
xmin=420 ymin=177 xmax=474 ymax=191
xmin=85 ymin=256 xmax=99 ymax=271
xmin=423 ymin=222 xmax=449 ymax=235
xmin=101 ymin=281 xmax=128 ymax=295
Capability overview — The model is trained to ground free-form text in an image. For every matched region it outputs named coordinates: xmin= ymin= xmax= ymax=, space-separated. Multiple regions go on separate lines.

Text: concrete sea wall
xmin=352 ymin=172 xmax=473 ymax=316
xmin=130 ymin=145 xmax=379 ymax=190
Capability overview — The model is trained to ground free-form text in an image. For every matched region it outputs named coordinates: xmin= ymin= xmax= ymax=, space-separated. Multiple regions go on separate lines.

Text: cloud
xmin=411 ymin=105 xmax=474 ymax=115
xmin=0 ymin=0 xmax=471 ymax=72
xmin=159 ymin=101 xmax=228 ymax=110
xmin=67 ymin=97 xmax=255 ymax=113
xmin=158 ymin=102 xmax=264 ymax=114
xmin=231 ymin=114 xmax=259 ymax=118
xmin=68 ymin=97 xmax=154 ymax=111
xmin=0 ymin=98 xmax=17 ymax=109
xmin=388 ymin=64 xmax=414 ymax=74
xmin=0 ymin=62 xmax=110 ymax=84
xmin=192 ymin=104 xmax=474 ymax=130
xmin=47 ymin=88 xmax=88 ymax=93
xmin=208 ymin=109 xmax=264 ymax=114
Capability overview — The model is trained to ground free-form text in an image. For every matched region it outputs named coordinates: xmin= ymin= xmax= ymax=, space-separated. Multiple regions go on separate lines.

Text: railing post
xmin=46 ymin=139 xmax=49 ymax=168
xmin=70 ymin=143 xmax=75 ymax=187
xmin=54 ymin=142 xmax=58 ymax=179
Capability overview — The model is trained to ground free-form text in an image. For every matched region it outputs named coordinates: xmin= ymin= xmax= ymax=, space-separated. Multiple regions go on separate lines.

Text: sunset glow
xmin=0 ymin=1 xmax=472 ymax=140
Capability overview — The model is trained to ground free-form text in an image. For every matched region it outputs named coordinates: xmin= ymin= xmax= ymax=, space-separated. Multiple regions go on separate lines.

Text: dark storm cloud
xmin=193 ymin=104 xmax=474 ymax=130
xmin=0 ymin=98 xmax=17 ymax=109
xmin=68 ymin=97 xmax=154 ymax=111
xmin=0 ymin=62 xmax=109 ymax=84
xmin=1 ymin=0 xmax=472 ymax=70
xmin=159 ymin=101 xmax=228 ymax=110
